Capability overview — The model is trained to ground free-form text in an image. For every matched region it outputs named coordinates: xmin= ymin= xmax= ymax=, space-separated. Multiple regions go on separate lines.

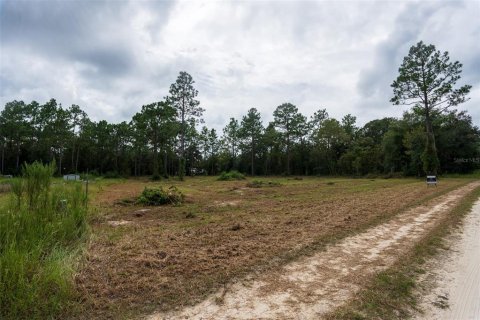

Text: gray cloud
xmin=1 ymin=0 xmax=479 ymax=131
xmin=357 ymin=0 xmax=480 ymax=121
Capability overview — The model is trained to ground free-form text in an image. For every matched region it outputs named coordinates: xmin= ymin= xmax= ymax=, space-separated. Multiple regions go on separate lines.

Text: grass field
xmin=0 ymin=164 xmax=88 ymax=320
xmin=73 ymin=176 xmax=472 ymax=318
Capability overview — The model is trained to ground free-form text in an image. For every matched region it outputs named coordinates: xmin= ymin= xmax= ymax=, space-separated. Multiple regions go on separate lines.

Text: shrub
xmin=137 ymin=186 xmax=184 ymax=205
xmin=217 ymin=170 xmax=246 ymax=181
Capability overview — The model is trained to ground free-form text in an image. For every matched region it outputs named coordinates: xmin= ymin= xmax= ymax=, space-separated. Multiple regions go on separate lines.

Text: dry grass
xmin=325 ymin=183 xmax=480 ymax=320
xmin=73 ymin=177 xmax=470 ymax=319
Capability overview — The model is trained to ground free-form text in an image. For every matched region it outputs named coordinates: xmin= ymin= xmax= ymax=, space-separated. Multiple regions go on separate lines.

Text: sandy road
xmin=149 ymin=182 xmax=480 ymax=320
xmin=416 ymin=197 xmax=480 ymax=320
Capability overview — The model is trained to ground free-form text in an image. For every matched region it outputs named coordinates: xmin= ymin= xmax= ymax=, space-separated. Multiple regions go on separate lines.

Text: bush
xmin=137 ymin=186 xmax=184 ymax=205
xmin=246 ymin=180 xmax=281 ymax=188
xmin=217 ymin=170 xmax=246 ymax=181
xmin=0 ymin=162 xmax=88 ymax=319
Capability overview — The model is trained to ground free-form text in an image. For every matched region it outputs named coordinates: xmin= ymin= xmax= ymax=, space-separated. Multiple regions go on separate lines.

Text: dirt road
xmin=148 ymin=182 xmax=479 ymax=320
xmin=415 ymin=197 xmax=480 ymax=320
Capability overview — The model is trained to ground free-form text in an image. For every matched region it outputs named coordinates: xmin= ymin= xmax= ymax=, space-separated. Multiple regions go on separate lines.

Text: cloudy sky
xmin=1 ymin=0 xmax=479 ymax=130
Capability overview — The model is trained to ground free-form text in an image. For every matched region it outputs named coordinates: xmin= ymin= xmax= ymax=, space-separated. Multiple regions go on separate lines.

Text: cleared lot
xmin=74 ymin=177 xmax=470 ymax=318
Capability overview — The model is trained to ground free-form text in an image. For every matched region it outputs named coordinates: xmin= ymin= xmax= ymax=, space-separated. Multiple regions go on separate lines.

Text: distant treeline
xmin=1 ymin=97 xmax=478 ymax=177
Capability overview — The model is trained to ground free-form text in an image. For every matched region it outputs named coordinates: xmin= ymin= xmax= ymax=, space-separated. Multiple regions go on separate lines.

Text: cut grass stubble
xmin=75 ymin=177 xmax=472 ymax=319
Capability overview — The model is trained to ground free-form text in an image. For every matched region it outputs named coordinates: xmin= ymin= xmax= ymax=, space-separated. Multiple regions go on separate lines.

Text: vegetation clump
xmin=217 ymin=170 xmax=246 ymax=181
xmin=0 ymin=162 xmax=88 ymax=319
xmin=246 ymin=180 xmax=281 ymax=188
xmin=137 ymin=186 xmax=184 ymax=205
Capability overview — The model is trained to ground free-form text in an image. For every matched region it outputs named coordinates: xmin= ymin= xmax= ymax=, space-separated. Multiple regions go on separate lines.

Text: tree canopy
xmin=0 ymin=52 xmax=478 ymax=178
xmin=391 ymin=41 xmax=472 ymax=174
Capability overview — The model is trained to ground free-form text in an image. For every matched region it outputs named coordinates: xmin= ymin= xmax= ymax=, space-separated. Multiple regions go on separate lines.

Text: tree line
xmin=1 ymin=42 xmax=478 ymax=178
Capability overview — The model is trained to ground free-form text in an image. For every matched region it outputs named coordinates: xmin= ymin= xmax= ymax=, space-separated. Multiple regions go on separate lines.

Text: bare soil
xmin=74 ymin=177 xmax=470 ymax=318
xmin=415 ymin=196 xmax=480 ymax=320
xmin=148 ymin=182 xmax=479 ymax=320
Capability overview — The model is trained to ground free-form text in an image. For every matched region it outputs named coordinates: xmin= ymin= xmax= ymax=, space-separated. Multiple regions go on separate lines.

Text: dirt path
xmin=148 ymin=182 xmax=479 ymax=320
xmin=415 ymin=196 xmax=480 ymax=320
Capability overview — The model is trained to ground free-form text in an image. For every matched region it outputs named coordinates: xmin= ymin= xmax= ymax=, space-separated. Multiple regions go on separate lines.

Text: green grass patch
xmin=0 ymin=162 xmax=89 ymax=320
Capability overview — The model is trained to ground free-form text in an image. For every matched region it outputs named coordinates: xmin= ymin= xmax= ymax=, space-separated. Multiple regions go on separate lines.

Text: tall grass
xmin=0 ymin=162 xmax=88 ymax=319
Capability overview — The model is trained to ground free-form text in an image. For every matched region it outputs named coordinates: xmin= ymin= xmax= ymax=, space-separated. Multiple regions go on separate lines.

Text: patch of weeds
xmin=217 ymin=171 xmax=246 ymax=181
xmin=115 ymin=197 xmax=136 ymax=206
xmin=246 ymin=180 xmax=282 ymax=188
xmin=326 ymin=182 xmax=335 ymax=185
xmin=137 ymin=186 xmax=184 ymax=206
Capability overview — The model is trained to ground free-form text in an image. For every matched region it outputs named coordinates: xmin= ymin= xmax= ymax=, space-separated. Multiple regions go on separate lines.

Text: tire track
xmin=149 ymin=182 xmax=480 ymax=320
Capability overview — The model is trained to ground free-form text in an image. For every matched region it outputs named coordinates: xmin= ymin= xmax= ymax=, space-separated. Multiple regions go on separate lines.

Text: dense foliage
xmin=0 ymin=62 xmax=478 ymax=178
xmin=217 ymin=170 xmax=246 ymax=181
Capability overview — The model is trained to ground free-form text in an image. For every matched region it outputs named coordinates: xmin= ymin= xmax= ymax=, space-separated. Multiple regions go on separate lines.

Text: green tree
xmin=341 ymin=114 xmax=358 ymax=140
xmin=314 ymin=119 xmax=348 ymax=174
xmin=222 ymin=118 xmax=240 ymax=170
xmin=133 ymin=101 xmax=177 ymax=179
xmin=391 ymin=41 xmax=471 ymax=174
xmin=0 ymin=101 xmax=33 ymax=172
xmin=67 ymin=104 xmax=88 ymax=173
xmin=273 ymin=103 xmax=307 ymax=175
xmin=239 ymin=108 xmax=263 ymax=176
xmin=166 ymin=71 xmax=204 ymax=180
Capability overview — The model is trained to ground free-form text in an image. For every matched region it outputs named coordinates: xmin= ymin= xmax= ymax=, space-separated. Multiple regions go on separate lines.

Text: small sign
xmin=426 ymin=175 xmax=437 ymax=186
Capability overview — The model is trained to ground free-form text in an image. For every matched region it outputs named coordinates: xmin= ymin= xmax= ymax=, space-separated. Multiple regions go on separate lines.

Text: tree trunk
xmin=75 ymin=147 xmax=80 ymax=173
xmin=153 ymin=130 xmax=159 ymax=177
xmin=179 ymin=109 xmax=185 ymax=180
xmin=423 ymin=102 xmax=439 ymax=175
xmin=59 ymin=152 xmax=63 ymax=175
xmin=251 ymin=137 xmax=254 ymax=176
xmin=1 ymin=142 xmax=4 ymax=174
xmin=286 ymin=134 xmax=291 ymax=175
xmin=134 ymin=155 xmax=137 ymax=177
xmin=16 ymin=142 xmax=20 ymax=171
xmin=163 ymin=149 xmax=168 ymax=177
xmin=71 ymin=139 xmax=76 ymax=171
